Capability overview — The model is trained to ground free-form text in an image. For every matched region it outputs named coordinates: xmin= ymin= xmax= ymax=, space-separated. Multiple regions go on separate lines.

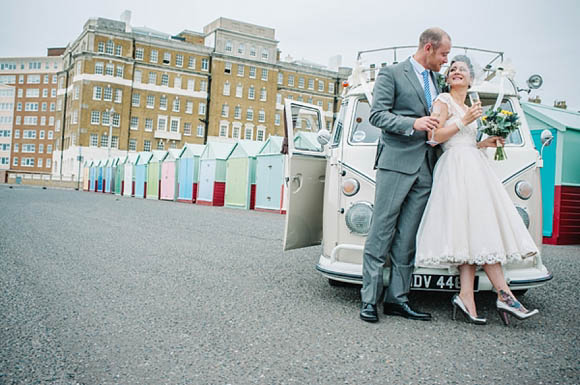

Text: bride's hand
xmin=462 ymin=101 xmax=483 ymax=125
xmin=478 ymin=136 xmax=505 ymax=148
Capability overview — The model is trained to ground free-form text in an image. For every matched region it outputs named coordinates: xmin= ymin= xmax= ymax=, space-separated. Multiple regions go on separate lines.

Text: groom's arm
xmin=369 ymin=67 xmax=415 ymax=136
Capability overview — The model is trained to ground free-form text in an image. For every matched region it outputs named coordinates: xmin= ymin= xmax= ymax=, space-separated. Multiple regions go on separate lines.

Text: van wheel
xmin=512 ymin=289 xmax=528 ymax=296
xmin=328 ymin=278 xmax=346 ymax=287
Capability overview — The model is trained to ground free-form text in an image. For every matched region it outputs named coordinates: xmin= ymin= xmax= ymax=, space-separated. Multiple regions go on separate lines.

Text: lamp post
xmin=107 ymin=106 xmax=115 ymax=158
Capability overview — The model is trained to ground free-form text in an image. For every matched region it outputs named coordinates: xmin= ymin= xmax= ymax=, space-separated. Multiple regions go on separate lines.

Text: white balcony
xmin=154 ymin=130 xmax=182 ymax=141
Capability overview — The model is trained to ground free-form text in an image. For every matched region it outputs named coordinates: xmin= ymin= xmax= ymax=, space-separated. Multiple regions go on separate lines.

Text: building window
xmin=186 ymin=101 xmax=193 ymax=114
xmin=160 ymin=95 xmax=167 ymax=110
xmin=236 ymin=84 xmax=243 ymax=98
xmin=114 ymin=89 xmax=122 ymax=103
xmin=183 ymin=122 xmax=192 ymax=136
xmin=288 ymin=75 xmax=294 ymax=87
xmin=48 ymin=130 xmax=54 ymax=139
xmin=98 ymin=41 xmax=104 ymax=53
xmin=72 ymin=110 xmax=78 ymax=124
xmin=261 ymin=69 xmax=268 ymax=81
xmin=93 ymin=86 xmax=102 ymax=100
xmin=47 ymin=145 xmax=52 ymax=154
xmin=145 ymin=118 xmax=153 ymax=131
xmin=237 ymin=43 xmax=245 ymax=55
xmin=157 ymin=116 xmax=167 ymax=131
xmin=102 ymin=110 xmax=110 ymax=126
xmin=225 ymin=40 xmax=232 ymax=53
xmin=198 ymin=102 xmax=206 ymax=115
xmin=261 ymin=49 xmax=269 ymax=61
xmin=129 ymin=139 xmax=137 ymax=151
xmin=224 ymin=62 xmax=232 ymax=74
xmin=276 ymin=93 xmax=282 ymax=105
xmin=150 ymin=50 xmax=158 ymax=63
xmin=95 ymin=62 xmax=104 ymax=75
xmin=246 ymin=108 xmax=254 ymax=121
xmin=196 ymin=124 xmax=204 ymax=137
xmin=146 ymin=95 xmax=155 ymax=108
xmin=173 ymin=98 xmax=180 ymax=112
xmin=318 ymin=80 xmax=324 ymax=92
xmin=174 ymin=77 xmax=181 ymax=89
xmin=327 ymin=101 xmax=333 ymax=111
xmin=250 ymin=46 xmax=256 ymax=57
xmin=38 ymin=158 xmax=43 ymax=167
xmin=234 ymin=106 xmax=241 ymax=119
xmin=308 ymin=79 xmax=314 ymax=90
xmin=14 ymin=143 xmax=19 ymax=152
xmin=111 ymin=136 xmax=118 ymax=148
xmin=170 ymin=118 xmax=179 ymax=132
xmin=201 ymin=58 xmax=209 ymax=71
xmin=232 ymin=124 xmax=240 ymax=139
xmin=219 ymin=123 xmax=228 ymax=137
xmin=12 ymin=157 xmax=18 ymax=166
xmin=46 ymin=159 xmax=51 ymax=168
xmin=106 ymin=40 xmax=114 ymax=55
xmin=149 ymin=72 xmax=157 ymax=85
xmin=135 ymin=48 xmax=144 ymax=60
xmin=275 ymin=113 xmax=280 ymax=126
xmin=258 ymin=110 xmax=265 ymax=122
xmin=244 ymin=125 xmax=253 ymax=140
xmin=43 ymin=89 xmax=48 ymax=98
xmin=187 ymin=79 xmax=195 ymax=91
xmin=257 ymin=127 xmax=265 ymax=141
xmin=41 ymin=102 xmax=48 ymax=111
xmin=277 ymin=72 xmax=283 ymax=85
xmin=329 ymin=82 xmax=335 ymax=93
xmin=105 ymin=64 xmax=114 ymax=76
xmin=132 ymin=93 xmax=140 ymax=107
xmin=91 ymin=111 xmax=100 ymax=125
xmin=90 ymin=134 xmax=98 ymax=146
xmin=157 ymin=141 xmax=164 ymax=150
xmin=130 ymin=116 xmax=139 ymax=130
xmin=260 ymin=88 xmax=267 ymax=101
xmin=308 ymin=96 xmax=313 ymax=104
xmin=188 ymin=56 xmax=196 ymax=69
xmin=248 ymin=86 xmax=255 ymax=100
xmin=221 ymin=103 xmax=229 ymax=117
xmin=112 ymin=113 xmax=120 ymax=127
xmin=144 ymin=140 xmax=151 ymax=152
xmin=200 ymin=81 xmax=207 ymax=92
xmin=135 ymin=70 xmax=142 ymax=83
xmin=161 ymin=74 xmax=169 ymax=86
xmin=101 ymin=134 xmax=109 ymax=147
xmin=248 ymin=66 xmax=256 ymax=79
xmin=103 ymin=87 xmax=112 ymax=101
xmin=163 ymin=52 xmax=171 ymax=65
xmin=223 ymin=81 xmax=230 ymax=96
xmin=298 ymin=77 xmax=305 ymax=88
xmin=176 ymin=54 xmax=183 ymax=67
xmin=237 ymin=64 xmax=244 ymax=77
xmin=116 ymin=65 xmax=124 ymax=78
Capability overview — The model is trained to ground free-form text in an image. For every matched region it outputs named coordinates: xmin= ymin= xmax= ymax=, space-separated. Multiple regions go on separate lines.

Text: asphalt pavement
xmin=0 ymin=185 xmax=578 ymax=384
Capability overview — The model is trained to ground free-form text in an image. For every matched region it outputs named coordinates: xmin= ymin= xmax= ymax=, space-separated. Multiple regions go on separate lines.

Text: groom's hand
xmin=414 ymin=116 xmax=440 ymax=132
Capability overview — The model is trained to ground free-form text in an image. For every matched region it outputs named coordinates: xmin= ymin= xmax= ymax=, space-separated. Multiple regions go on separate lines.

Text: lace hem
xmin=416 ymin=250 xmax=537 ymax=267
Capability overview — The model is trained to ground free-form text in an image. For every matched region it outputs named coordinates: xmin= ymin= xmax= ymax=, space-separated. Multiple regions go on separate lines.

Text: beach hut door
xmin=283 ymin=100 xmax=327 ymax=251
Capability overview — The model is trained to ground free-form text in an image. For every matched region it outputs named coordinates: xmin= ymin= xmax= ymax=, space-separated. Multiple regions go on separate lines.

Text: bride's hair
xmin=447 ymin=55 xmax=475 ymax=82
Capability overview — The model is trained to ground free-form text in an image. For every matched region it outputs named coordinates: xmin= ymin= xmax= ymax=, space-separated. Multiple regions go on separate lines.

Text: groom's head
xmin=415 ymin=28 xmax=451 ymax=72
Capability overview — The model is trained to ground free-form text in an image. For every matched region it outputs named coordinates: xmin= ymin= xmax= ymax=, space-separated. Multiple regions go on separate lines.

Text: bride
xmin=415 ymin=55 xmax=539 ymax=325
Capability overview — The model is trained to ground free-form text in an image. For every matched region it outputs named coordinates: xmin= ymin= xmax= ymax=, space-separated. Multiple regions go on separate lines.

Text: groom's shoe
xmin=360 ymin=302 xmax=379 ymax=323
xmin=383 ymin=302 xmax=432 ymax=321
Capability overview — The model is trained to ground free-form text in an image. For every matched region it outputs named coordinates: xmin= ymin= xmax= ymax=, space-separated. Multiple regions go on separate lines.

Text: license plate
xmin=411 ymin=274 xmax=479 ymax=292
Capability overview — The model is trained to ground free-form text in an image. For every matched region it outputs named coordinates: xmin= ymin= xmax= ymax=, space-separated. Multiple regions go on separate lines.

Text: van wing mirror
xmin=317 ymin=129 xmax=331 ymax=146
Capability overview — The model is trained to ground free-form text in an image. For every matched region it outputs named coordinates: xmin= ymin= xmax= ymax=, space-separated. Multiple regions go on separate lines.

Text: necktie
xmin=422 ymin=70 xmax=432 ymax=111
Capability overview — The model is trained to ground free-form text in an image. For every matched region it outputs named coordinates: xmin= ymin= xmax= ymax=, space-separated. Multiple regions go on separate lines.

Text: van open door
xmin=283 ymin=100 xmax=327 ymax=251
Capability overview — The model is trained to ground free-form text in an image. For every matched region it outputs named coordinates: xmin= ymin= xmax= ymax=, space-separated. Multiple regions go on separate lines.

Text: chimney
xmin=554 ymin=100 xmax=567 ymax=109
xmin=528 ymin=95 xmax=541 ymax=104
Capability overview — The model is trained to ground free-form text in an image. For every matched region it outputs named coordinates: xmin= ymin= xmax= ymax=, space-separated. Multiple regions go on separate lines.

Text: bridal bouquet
xmin=480 ymin=107 xmax=521 ymax=160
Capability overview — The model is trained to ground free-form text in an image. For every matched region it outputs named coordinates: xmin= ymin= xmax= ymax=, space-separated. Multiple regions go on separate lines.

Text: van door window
xmin=290 ymin=104 xmax=323 ymax=152
xmin=479 ymin=98 xmax=523 ymax=145
xmin=331 ymin=100 xmax=348 ymax=146
xmin=349 ymin=99 xmax=380 ymax=145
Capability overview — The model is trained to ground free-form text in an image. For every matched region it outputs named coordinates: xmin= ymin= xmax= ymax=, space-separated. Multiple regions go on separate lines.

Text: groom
xmin=360 ymin=28 xmax=451 ymax=322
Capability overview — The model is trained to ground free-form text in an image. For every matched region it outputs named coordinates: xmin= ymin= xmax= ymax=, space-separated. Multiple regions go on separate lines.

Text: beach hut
xmin=88 ymin=161 xmax=96 ymax=192
xmin=523 ymin=102 xmax=580 ymax=245
xmin=160 ymin=149 xmax=182 ymax=201
xmin=224 ymin=140 xmax=263 ymax=210
xmin=96 ymin=160 xmax=104 ymax=192
xmin=197 ymin=142 xmax=236 ymax=206
xmin=82 ymin=161 xmax=90 ymax=191
xmin=103 ymin=158 xmax=115 ymax=193
xmin=176 ymin=143 xmax=206 ymax=203
xmin=114 ymin=156 xmax=124 ymax=195
xmin=146 ymin=150 xmax=167 ymax=200
xmin=134 ymin=152 xmax=153 ymax=199
xmin=122 ymin=153 xmax=140 ymax=197
xmin=255 ymin=136 xmax=287 ymax=214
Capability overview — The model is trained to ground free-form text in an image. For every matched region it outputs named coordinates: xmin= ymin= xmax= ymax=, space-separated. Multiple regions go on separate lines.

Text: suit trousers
xmin=360 ymin=155 xmax=432 ymax=305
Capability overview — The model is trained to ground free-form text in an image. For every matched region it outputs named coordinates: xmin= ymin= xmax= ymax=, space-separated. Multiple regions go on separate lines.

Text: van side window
xmin=479 ymin=99 xmax=523 ymax=145
xmin=349 ymin=99 xmax=380 ymax=144
xmin=332 ymin=100 xmax=348 ymax=146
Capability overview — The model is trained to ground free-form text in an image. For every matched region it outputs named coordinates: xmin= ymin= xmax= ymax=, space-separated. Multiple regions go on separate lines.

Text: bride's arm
xmin=429 ymin=101 xmax=482 ymax=146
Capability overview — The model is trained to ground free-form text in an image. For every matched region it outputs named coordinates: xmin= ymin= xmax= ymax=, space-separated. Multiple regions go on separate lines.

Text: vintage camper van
xmin=283 ymin=47 xmax=553 ymax=293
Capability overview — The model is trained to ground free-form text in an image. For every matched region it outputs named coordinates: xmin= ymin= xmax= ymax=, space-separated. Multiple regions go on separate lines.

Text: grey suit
xmin=361 ymin=58 xmax=440 ymax=305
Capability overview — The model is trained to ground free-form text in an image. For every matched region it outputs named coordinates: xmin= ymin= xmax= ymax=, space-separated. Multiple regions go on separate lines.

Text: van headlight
xmin=516 ymin=206 xmax=530 ymax=228
xmin=345 ymin=202 xmax=373 ymax=235
xmin=515 ymin=180 xmax=533 ymax=200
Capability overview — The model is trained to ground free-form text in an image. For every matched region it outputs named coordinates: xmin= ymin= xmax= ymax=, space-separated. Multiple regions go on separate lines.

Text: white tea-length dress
xmin=415 ymin=93 xmax=538 ymax=269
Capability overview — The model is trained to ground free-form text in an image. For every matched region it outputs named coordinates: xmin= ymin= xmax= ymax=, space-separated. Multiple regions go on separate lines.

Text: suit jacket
xmin=370 ymin=58 xmax=441 ymax=174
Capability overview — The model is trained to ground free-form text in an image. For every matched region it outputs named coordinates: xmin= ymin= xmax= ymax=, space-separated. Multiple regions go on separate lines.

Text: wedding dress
xmin=415 ymin=93 xmax=538 ymax=269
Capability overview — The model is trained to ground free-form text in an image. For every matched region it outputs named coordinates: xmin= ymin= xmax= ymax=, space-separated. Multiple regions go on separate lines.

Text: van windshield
xmin=349 ymin=99 xmax=380 ymax=145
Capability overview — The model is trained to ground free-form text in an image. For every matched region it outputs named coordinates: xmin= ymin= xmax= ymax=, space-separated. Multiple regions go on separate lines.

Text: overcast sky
xmin=2 ymin=0 xmax=578 ymax=110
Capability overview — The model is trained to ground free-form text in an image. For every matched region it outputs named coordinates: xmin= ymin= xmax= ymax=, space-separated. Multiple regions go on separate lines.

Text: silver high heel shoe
xmin=451 ymin=294 xmax=487 ymax=325
xmin=496 ymin=291 xmax=539 ymax=326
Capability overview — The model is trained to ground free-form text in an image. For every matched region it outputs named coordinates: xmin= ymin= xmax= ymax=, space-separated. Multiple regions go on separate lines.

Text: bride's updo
xmin=447 ymin=55 xmax=475 ymax=82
